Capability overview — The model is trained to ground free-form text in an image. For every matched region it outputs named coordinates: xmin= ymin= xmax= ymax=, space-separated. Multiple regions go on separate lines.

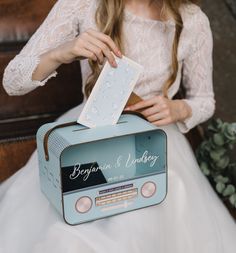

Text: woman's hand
xmin=124 ymin=95 xmax=192 ymax=127
xmin=51 ymin=28 xmax=122 ymax=67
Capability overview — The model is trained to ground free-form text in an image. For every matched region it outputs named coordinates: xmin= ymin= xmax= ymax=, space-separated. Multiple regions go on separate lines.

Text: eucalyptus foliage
xmin=196 ymin=119 xmax=236 ymax=208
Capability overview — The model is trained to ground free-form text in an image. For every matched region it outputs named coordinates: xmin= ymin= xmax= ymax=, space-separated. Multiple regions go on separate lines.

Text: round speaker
xmin=75 ymin=196 xmax=93 ymax=213
xmin=141 ymin=181 xmax=156 ymax=198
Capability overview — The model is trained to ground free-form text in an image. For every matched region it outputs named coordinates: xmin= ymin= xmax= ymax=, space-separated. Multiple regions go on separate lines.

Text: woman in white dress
xmin=1 ymin=0 xmax=236 ymax=252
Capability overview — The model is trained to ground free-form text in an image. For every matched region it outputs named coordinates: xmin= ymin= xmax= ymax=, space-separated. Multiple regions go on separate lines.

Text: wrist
xmin=175 ymin=99 xmax=192 ymax=122
xmin=48 ymin=48 xmax=63 ymax=65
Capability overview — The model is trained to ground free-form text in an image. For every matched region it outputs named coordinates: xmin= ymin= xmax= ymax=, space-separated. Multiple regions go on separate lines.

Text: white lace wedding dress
xmin=1 ymin=0 xmax=236 ymax=252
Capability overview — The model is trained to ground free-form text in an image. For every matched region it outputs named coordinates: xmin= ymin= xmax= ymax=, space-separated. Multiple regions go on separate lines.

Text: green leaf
xmin=214 ymin=175 xmax=229 ymax=184
xmin=224 ymin=131 xmax=236 ymax=141
xmin=215 ymin=147 xmax=227 ymax=156
xmin=216 ymin=182 xmax=225 ymax=193
xmin=226 ymin=124 xmax=236 ymax=136
xmin=222 ymin=184 xmax=235 ymax=197
xmin=221 ymin=122 xmax=228 ymax=132
xmin=215 ymin=118 xmax=223 ymax=129
xmin=232 ymin=123 xmax=236 ymax=132
xmin=216 ymin=156 xmax=230 ymax=169
xmin=209 ymin=139 xmax=218 ymax=149
xmin=201 ymin=141 xmax=210 ymax=150
xmin=229 ymin=193 xmax=236 ymax=207
xmin=200 ymin=162 xmax=210 ymax=176
xmin=210 ymin=151 xmax=221 ymax=161
xmin=213 ymin=133 xmax=225 ymax=146
xmin=208 ymin=119 xmax=223 ymax=132
xmin=224 ymin=124 xmax=236 ymax=141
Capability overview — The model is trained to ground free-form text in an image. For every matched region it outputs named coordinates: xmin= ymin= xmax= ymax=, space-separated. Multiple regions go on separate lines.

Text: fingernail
xmin=117 ymin=50 xmax=122 ymax=57
xmin=112 ymin=61 xmax=117 ymax=68
xmin=126 ymin=107 xmax=130 ymax=110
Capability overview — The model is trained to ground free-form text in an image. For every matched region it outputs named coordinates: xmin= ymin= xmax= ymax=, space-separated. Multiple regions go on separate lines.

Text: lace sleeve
xmin=176 ymin=7 xmax=216 ymax=133
xmin=2 ymin=0 xmax=91 ymax=96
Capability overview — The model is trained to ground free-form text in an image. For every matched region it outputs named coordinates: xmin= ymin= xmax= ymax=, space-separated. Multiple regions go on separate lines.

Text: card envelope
xmin=77 ymin=55 xmax=143 ymax=128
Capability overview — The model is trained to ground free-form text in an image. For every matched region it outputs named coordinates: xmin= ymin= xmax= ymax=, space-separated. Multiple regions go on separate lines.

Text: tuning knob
xmin=141 ymin=181 xmax=156 ymax=198
xmin=75 ymin=196 xmax=93 ymax=213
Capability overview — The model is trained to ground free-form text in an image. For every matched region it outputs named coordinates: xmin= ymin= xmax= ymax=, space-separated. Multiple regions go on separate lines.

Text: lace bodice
xmin=2 ymin=0 xmax=215 ymax=133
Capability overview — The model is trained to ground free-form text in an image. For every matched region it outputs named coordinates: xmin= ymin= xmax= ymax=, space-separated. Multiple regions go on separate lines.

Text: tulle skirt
xmin=0 ymin=100 xmax=236 ymax=253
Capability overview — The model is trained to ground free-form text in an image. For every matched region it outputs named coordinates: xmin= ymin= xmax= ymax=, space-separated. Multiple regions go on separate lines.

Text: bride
xmin=1 ymin=0 xmax=236 ymax=252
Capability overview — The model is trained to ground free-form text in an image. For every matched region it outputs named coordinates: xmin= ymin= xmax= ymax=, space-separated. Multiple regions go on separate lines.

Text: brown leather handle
xmin=43 ymin=111 xmax=147 ymax=161
xmin=43 ymin=121 xmax=78 ymax=161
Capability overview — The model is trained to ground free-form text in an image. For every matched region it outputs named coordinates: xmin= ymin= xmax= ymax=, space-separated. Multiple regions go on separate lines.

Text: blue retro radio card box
xmin=36 ymin=111 xmax=167 ymax=225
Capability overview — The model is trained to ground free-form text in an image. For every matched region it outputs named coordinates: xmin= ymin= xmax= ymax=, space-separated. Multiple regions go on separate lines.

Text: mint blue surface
xmin=61 ymin=130 xmax=166 ymax=185
xmin=63 ymin=173 xmax=167 ymax=225
xmin=36 ymin=113 xmax=167 ymax=225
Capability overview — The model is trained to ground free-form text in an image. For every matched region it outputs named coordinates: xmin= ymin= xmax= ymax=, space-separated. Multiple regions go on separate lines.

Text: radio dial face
xmin=141 ymin=181 xmax=156 ymax=198
xmin=75 ymin=196 xmax=93 ymax=213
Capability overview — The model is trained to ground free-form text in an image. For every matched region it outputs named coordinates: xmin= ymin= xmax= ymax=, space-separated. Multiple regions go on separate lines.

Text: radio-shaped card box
xmin=36 ymin=112 xmax=167 ymax=225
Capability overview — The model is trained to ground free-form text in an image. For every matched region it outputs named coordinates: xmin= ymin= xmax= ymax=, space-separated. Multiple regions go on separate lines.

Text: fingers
xmin=85 ymin=34 xmax=117 ymax=67
xmin=126 ymin=96 xmax=161 ymax=111
xmin=152 ymin=118 xmax=172 ymax=126
xmin=141 ymin=104 xmax=162 ymax=117
xmin=86 ymin=29 xmax=121 ymax=67
xmin=70 ymin=28 xmax=122 ymax=66
xmin=124 ymin=95 xmax=177 ymax=127
xmin=83 ymin=41 xmax=104 ymax=65
xmin=146 ymin=110 xmax=169 ymax=122
xmin=77 ymin=47 xmax=97 ymax=62
xmin=86 ymin=29 xmax=122 ymax=58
